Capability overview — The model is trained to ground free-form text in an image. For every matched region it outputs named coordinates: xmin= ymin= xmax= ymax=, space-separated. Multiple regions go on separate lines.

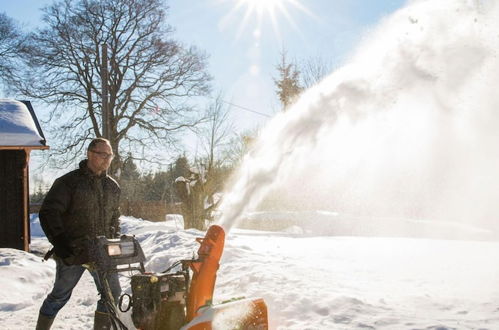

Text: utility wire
xmin=221 ymin=100 xmax=272 ymax=118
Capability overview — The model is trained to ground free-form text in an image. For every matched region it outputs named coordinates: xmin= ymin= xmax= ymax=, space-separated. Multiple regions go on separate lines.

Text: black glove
xmin=70 ymin=239 xmax=91 ymax=265
xmin=51 ymin=234 xmax=73 ymax=259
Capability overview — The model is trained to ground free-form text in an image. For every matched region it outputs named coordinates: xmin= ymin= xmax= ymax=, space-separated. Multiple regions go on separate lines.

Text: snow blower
xmin=89 ymin=225 xmax=268 ymax=330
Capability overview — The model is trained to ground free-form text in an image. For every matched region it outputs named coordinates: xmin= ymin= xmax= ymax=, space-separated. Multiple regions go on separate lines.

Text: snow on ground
xmin=2 ymin=215 xmax=499 ymax=329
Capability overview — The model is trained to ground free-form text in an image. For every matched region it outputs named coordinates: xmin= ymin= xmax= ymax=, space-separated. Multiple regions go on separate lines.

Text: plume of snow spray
xmin=218 ymin=0 xmax=499 ymax=236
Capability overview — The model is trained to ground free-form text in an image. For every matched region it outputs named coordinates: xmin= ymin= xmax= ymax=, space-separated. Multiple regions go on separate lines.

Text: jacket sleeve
xmin=39 ymin=177 xmax=71 ymax=241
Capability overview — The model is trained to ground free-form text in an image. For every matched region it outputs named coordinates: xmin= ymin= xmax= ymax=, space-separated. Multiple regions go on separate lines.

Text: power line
xmin=221 ymin=100 xmax=272 ymax=118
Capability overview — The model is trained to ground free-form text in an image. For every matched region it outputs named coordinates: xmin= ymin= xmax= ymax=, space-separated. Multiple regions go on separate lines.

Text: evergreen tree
xmin=274 ymin=50 xmax=302 ymax=110
xmin=172 ymin=156 xmax=190 ymax=180
xmin=30 ymin=184 xmax=47 ymax=204
xmin=120 ymin=155 xmax=142 ymax=201
xmin=121 ymin=154 xmax=140 ymax=180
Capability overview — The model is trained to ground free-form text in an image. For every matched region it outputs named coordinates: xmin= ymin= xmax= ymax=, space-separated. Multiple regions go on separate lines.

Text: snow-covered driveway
xmin=2 ymin=216 xmax=499 ymax=329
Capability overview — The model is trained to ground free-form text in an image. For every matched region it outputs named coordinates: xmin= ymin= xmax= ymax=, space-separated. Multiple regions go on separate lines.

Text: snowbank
xmin=0 ymin=248 xmax=54 ymax=312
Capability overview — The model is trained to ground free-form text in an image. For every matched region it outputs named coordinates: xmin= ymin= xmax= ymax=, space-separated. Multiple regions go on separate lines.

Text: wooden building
xmin=0 ymin=99 xmax=48 ymax=251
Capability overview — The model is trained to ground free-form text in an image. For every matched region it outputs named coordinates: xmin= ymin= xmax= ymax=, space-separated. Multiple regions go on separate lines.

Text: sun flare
xmin=220 ymin=0 xmax=312 ymax=40
xmin=240 ymin=0 xmax=286 ymax=14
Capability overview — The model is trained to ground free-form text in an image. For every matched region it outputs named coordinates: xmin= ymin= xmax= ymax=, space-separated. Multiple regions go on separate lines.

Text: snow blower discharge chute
xmin=88 ymin=225 xmax=268 ymax=330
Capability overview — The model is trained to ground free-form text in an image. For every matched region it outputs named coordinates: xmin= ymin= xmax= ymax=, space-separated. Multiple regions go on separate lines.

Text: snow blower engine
xmin=90 ymin=225 xmax=268 ymax=330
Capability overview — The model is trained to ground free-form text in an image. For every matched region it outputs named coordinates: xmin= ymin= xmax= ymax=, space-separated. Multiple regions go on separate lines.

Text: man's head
xmin=87 ymin=138 xmax=114 ymax=175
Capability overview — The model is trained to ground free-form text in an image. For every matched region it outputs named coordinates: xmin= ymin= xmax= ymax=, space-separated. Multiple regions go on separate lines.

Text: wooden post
xmin=22 ymin=150 xmax=30 ymax=251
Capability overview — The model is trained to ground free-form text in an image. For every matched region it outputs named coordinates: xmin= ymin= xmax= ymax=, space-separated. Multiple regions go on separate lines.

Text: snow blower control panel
xmin=91 ymin=235 xmax=146 ymax=273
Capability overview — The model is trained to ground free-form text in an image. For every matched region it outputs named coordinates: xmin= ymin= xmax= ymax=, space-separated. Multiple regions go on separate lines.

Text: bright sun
xmin=220 ymin=0 xmax=311 ymax=40
xmin=240 ymin=0 xmax=288 ymax=14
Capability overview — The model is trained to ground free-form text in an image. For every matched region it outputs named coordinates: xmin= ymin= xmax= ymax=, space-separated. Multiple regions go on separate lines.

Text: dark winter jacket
xmin=39 ymin=159 xmax=121 ymax=263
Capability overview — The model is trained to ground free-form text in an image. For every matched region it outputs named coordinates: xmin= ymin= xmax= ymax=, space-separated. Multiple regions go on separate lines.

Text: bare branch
xmin=11 ymin=0 xmax=212 ymax=174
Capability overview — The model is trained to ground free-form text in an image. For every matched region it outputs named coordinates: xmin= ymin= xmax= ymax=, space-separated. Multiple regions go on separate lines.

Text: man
xmin=36 ymin=138 xmax=121 ymax=330
xmin=174 ymin=168 xmax=212 ymax=230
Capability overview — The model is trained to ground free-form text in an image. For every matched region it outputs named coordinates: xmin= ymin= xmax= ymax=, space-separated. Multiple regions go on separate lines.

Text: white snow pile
xmin=0 ymin=249 xmax=54 ymax=312
xmin=0 ymin=99 xmax=44 ymax=146
xmin=2 ymin=215 xmax=499 ymax=329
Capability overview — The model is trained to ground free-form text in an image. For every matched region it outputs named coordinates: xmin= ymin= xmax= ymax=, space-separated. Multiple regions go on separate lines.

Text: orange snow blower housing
xmin=183 ymin=225 xmax=268 ymax=330
xmin=186 ymin=225 xmax=226 ymax=321
xmin=112 ymin=225 xmax=269 ymax=330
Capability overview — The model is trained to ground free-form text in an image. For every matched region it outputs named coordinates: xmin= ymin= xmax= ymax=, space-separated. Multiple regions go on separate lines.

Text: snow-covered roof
xmin=0 ymin=99 xmax=47 ymax=147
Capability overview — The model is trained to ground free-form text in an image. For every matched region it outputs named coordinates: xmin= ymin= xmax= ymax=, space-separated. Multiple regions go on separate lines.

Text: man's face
xmin=87 ymin=142 xmax=114 ymax=174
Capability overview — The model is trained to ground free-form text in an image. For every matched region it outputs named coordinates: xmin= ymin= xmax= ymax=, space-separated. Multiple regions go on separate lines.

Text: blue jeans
xmin=40 ymin=258 xmax=121 ymax=317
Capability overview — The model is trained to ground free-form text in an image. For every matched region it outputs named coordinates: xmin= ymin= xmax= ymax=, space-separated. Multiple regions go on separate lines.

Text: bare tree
xmin=222 ymin=130 xmax=257 ymax=167
xmin=199 ymin=93 xmax=234 ymax=172
xmin=300 ymin=56 xmax=333 ymax=89
xmin=273 ymin=49 xmax=302 ymax=111
xmin=13 ymin=0 xmax=211 ymax=174
xmin=0 ymin=13 xmax=26 ymax=84
xmin=179 ymin=93 xmax=235 ymax=228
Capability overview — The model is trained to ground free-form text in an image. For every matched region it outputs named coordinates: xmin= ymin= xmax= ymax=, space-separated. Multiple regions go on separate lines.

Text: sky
xmin=2 ymin=0 xmax=407 ymax=132
xmin=163 ymin=0 xmax=408 ymax=131
xmin=0 ymin=0 xmax=408 ymax=185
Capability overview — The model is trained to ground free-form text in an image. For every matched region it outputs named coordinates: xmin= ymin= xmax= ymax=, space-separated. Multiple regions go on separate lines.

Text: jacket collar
xmin=79 ymin=159 xmax=107 ymax=179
